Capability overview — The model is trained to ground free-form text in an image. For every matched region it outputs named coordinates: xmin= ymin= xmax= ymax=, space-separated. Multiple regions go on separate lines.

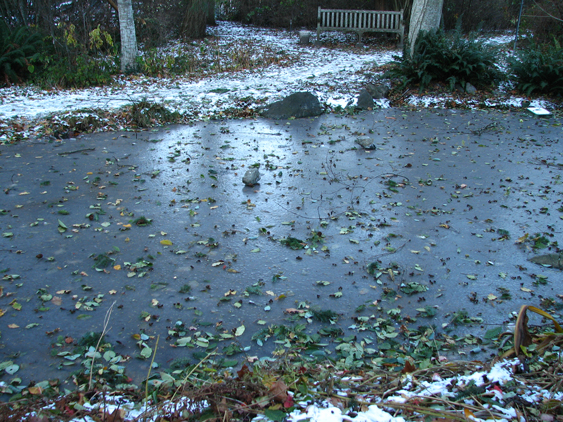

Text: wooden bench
xmin=317 ymin=7 xmax=404 ymax=46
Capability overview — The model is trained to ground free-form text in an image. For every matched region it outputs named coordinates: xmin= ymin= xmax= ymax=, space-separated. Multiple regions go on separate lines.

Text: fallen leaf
xmin=269 ymin=379 xmax=289 ymax=403
xmin=160 ymin=239 xmax=173 ymax=246
xmin=8 ymin=324 xmax=19 ymax=328
xmin=28 ymin=386 xmax=43 ymax=395
xmin=515 ymin=233 xmax=529 ymax=244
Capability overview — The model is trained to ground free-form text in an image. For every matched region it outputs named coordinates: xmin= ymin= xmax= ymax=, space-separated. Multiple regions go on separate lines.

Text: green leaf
xmin=140 ymin=347 xmax=153 ymax=359
xmin=264 ymin=409 xmax=287 ymax=421
xmin=484 ymin=326 xmax=502 ymax=340
xmin=5 ymin=364 xmax=19 ymax=375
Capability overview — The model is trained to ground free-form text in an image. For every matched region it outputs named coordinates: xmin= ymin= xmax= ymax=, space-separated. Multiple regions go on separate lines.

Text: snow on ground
xmin=0 ymin=21 xmax=396 ymax=123
xmin=44 ymin=358 xmax=561 ymax=421
xmin=0 ymin=21 xmax=554 ymax=136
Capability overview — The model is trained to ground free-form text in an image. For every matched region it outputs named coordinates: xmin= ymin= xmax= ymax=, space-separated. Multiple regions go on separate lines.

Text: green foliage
xmin=137 ymin=48 xmax=197 ymax=77
xmin=387 ymin=28 xmax=502 ymax=92
xmin=33 ymin=23 xmax=118 ymax=88
xmin=0 ymin=21 xmax=43 ymax=86
xmin=509 ymin=41 xmax=563 ymax=96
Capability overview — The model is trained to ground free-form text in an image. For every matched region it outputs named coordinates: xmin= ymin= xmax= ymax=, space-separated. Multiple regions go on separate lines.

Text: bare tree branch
xmin=531 ymin=0 xmax=563 ymax=22
xmin=106 ymin=0 xmax=118 ymax=13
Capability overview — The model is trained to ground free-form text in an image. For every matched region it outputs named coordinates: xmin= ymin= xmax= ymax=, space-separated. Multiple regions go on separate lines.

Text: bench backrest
xmin=318 ymin=7 xmax=403 ymax=32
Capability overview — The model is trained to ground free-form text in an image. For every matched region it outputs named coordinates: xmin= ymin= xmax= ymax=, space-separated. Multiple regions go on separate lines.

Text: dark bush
xmin=519 ymin=0 xmax=563 ymax=45
xmin=386 ymin=28 xmax=503 ymax=92
xmin=33 ymin=23 xmax=118 ymax=88
xmin=0 ymin=21 xmax=43 ymax=86
xmin=231 ymin=0 xmax=397 ymax=29
xmin=443 ymin=0 xmax=515 ymax=32
xmin=127 ymin=100 xmax=182 ymax=128
xmin=37 ymin=53 xmax=117 ymax=88
xmin=509 ymin=42 xmax=563 ymax=96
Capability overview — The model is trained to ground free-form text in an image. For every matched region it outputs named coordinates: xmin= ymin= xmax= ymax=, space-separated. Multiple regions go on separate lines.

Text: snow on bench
xmin=317 ymin=7 xmax=404 ymax=46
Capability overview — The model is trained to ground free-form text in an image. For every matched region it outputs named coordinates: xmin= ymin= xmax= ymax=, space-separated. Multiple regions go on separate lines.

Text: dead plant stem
xmin=144 ymin=335 xmax=160 ymax=402
xmin=170 ymin=348 xmax=217 ymax=403
xmin=88 ymin=301 xmax=115 ymax=391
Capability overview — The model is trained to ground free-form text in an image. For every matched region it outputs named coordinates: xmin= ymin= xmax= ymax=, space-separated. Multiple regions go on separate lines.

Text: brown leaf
xmin=236 ymin=364 xmax=252 ymax=379
xmin=102 ymin=409 xmax=125 ymax=422
xmin=284 ymin=308 xmax=303 ymax=314
xmin=268 ymin=379 xmax=288 ymax=403
xmin=401 ymin=359 xmax=417 ymax=374
xmin=513 ymin=305 xmax=533 ymax=356
xmin=51 ymin=296 xmax=62 ymax=306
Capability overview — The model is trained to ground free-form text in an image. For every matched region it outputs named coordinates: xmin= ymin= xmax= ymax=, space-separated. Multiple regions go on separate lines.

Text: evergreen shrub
xmin=0 ymin=21 xmax=43 ymax=86
xmin=387 ymin=28 xmax=503 ymax=92
xmin=509 ymin=41 xmax=563 ymax=96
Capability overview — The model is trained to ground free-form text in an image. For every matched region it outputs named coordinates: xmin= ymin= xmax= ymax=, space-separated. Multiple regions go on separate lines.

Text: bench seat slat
xmin=317 ymin=7 xmax=404 ymax=46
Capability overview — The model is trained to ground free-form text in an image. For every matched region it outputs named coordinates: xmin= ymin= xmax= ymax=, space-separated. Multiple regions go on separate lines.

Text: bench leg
xmin=356 ymin=32 xmax=363 ymax=46
xmin=316 ymin=29 xmax=322 ymax=46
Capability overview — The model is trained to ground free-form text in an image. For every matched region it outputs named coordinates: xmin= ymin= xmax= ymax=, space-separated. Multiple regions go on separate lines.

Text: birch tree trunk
xmin=408 ymin=0 xmax=443 ymax=56
xmin=117 ymin=0 xmax=138 ymax=73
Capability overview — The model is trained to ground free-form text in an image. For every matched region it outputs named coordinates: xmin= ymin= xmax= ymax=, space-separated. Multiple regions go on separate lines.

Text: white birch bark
xmin=408 ymin=0 xmax=444 ymax=56
xmin=117 ymin=0 xmax=138 ymax=73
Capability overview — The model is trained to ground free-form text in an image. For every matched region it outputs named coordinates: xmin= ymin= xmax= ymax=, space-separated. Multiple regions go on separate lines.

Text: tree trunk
xmin=207 ymin=0 xmax=216 ymax=26
xmin=117 ymin=0 xmax=138 ymax=73
xmin=408 ymin=0 xmax=443 ymax=56
xmin=182 ymin=0 xmax=207 ymax=39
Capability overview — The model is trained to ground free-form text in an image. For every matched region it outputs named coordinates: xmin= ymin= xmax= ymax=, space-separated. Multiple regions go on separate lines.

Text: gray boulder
xmin=242 ymin=168 xmax=261 ymax=186
xmin=356 ymin=89 xmax=374 ymax=110
xmin=455 ymin=82 xmax=477 ymax=94
xmin=355 ymin=137 xmax=376 ymax=149
xmin=465 ymin=82 xmax=477 ymax=94
xmin=263 ymin=92 xmax=323 ymax=119
xmin=365 ymin=83 xmax=390 ymax=99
